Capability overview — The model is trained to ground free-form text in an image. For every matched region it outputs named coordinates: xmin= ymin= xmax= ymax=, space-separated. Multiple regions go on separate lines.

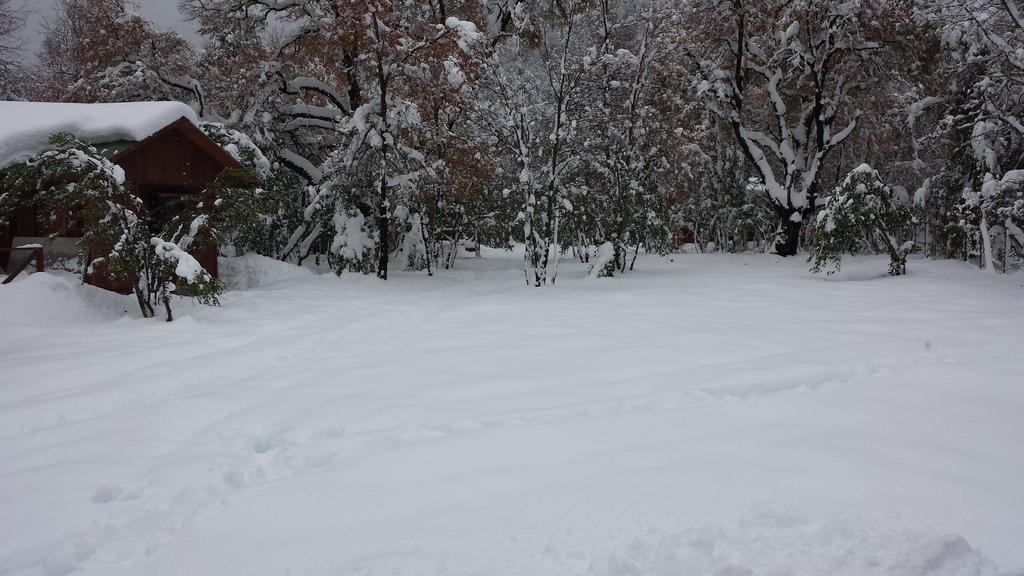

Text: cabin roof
xmin=0 ymin=101 xmax=200 ymax=170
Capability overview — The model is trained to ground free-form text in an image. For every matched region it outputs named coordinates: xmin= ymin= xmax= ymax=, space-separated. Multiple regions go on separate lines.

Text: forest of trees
xmin=3 ymin=0 xmax=1024 ymax=285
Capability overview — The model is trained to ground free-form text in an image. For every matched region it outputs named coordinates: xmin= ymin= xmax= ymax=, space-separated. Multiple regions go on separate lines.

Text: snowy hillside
xmin=1 ymin=253 xmax=1022 ymax=576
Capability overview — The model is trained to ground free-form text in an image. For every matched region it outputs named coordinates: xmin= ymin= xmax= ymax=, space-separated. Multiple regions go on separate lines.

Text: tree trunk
xmin=377 ymin=196 xmax=389 ymax=280
xmin=980 ymin=212 xmax=996 ymax=273
xmin=134 ymin=282 xmax=154 ymax=319
xmin=774 ymin=209 xmax=802 ymax=257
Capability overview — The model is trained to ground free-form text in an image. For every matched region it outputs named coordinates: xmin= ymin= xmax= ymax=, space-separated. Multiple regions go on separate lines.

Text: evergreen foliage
xmin=812 ymin=165 xmax=915 ymax=276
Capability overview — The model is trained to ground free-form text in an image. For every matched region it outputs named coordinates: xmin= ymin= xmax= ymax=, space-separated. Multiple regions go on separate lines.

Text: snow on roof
xmin=0 ymin=101 xmax=198 ymax=169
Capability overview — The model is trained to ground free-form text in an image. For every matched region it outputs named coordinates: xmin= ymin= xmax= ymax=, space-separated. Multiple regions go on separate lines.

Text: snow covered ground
xmin=1 ymin=251 xmax=1023 ymax=576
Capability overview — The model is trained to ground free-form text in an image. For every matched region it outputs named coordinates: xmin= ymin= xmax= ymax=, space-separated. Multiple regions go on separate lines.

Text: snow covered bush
xmin=673 ymin=168 xmax=776 ymax=255
xmin=329 ymin=204 xmax=378 ymax=275
xmin=589 ymin=242 xmax=617 ymax=278
xmin=197 ymin=122 xmax=304 ymax=260
xmin=812 ymin=165 xmax=915 ymax=276
xmin=401 ymin=212 xmax=430 ymax=273
xmin=146 ymin=237 xmax=220 ymax=321
xmin=1 ymin=133 xmax=221 ymax=321
xmin=975 ymin=171 xmax=1024 ymax=272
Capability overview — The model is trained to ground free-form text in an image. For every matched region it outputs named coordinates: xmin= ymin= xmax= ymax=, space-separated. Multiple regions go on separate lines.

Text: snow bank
xmin=0 ymin=101 xmax=198 ymax=169
xmin=217 ymin=253 xmax=313 ymax=291
xmin=0 ymin=272 xmax=134 ymax=326
xmin=588 ymin=509 xmax=997 ymax=576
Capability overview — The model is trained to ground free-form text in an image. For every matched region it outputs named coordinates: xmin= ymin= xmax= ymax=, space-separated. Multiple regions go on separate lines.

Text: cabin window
xmin=144 ymin=187 xmax=193 ymax=228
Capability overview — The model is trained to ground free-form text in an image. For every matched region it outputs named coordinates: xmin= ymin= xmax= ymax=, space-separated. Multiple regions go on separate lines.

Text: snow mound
xmin=218 ymin=254 xmax=313 ymax=290
xmin=0 ymin=101 xmax=198 ymax=169
xmin=586 ymin=511 xmax=1001 ymax=576
xmin=0 ymin=272 xmax=134 ymax=326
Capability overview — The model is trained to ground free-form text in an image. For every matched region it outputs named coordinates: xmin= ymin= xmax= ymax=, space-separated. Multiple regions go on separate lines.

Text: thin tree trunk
xmin=423 ymin=219 xmax=434 ymax=276
xmin=377 ymin=194 xmax=389 ymax=279
xmin=134 ymin=284 xmax=154 ymax=319
xmin=374 ymin=13 xmax=390 ymax=281
xmin=981 ymin=212 xmax=996 ymax=273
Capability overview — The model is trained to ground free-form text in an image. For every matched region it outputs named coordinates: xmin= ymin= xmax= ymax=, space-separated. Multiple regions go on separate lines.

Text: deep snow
xmin=0 ymin=252 xmax=1022 ymax=576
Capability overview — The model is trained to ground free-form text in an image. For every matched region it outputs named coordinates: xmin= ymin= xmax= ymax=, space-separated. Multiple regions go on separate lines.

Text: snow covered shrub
xmin=812 ymin=165 xmax=915 ymax=276
xmin=401 ymin=212 xmax=430 ymax=272
xmin=329 ymin=205 xmax=378 ymax=274
xmin=977 ymin=171 xmax=1024 ymax=271
xmin=146 ymin=237 xmax=220 ymax=321
xmin=670 ymin=142 xmax=775 ymax=255
xmin=589 ymin=242 xmax=617 ymax=278
xmin=1 ymin=133 xmax=221 ymax=321
xmin=2 ymin=134 xmax=134 ymax=274
xmin=198 ymin=123 xmax=304 ymax=259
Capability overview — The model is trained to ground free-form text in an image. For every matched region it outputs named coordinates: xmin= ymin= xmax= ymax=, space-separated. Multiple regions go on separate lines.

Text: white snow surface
xmin=1 ymin=252 xmax=1023 ymax=576
xmin=0 ymin=101 xmax=198 ymax=169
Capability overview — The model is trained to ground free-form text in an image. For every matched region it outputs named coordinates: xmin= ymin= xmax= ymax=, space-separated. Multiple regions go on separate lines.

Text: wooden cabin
xmin=0 ymin=101 xmax=246 ymax=291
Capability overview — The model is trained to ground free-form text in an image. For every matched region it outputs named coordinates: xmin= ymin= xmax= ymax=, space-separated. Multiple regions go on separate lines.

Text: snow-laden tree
xmin=180 ymin=0 xmax=351 ymax=180
xmin=195 ymin=122 xmax=305 ymax=259
xmin=473 ymin=0 xmax=592 ymax=286
xmin=37 ymin=0 xmax=206 ymax=112
xmin=922 ymin=0 xmax=1024 ymax=134
xmin=964 ymin=170 xmax=1024 ymax=271
xmin=573 ymin=0 xmax=676 ymax=275
xmin=912 ymin=0 xmax=1024 ymax=271
xmin=987 ymin=171 xmax=1024 ymax=259
xmin=184 ymin=0 xmax=482 ymax=279
xmin=410 ymin=37 xmax=509 ymax=273
xmin=812 ymin=164 xmax=915 ymax=276
xmin=688 ymin=0 xmax=877 ymax=256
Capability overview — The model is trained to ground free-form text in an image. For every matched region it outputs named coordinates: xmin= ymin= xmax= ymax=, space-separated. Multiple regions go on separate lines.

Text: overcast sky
xmin=18 ymin=0 xmax=199 ymax=63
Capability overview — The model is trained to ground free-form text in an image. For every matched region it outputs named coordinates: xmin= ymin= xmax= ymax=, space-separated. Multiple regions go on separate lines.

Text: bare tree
xmin=0 ymin=0 xmax=28 ymax=98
